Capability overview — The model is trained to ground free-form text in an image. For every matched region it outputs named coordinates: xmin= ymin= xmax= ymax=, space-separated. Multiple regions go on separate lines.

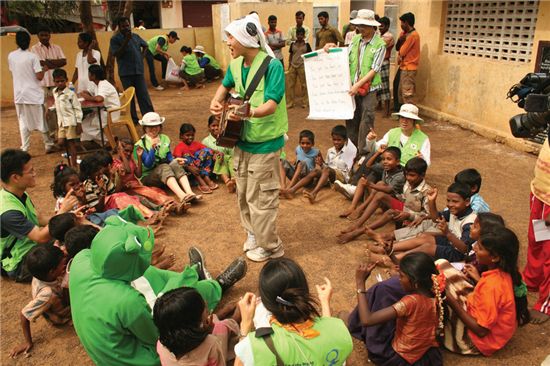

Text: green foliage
xmin=5 ymin=1 xmax=80 ymax=32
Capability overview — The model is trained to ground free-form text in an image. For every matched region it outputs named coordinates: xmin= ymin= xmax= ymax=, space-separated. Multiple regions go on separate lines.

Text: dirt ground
xmin=1 ymin=83 xmax=549 ymax=366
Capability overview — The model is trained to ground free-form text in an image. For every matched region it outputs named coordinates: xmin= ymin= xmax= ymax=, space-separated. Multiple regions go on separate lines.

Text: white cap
xmin=139 ymin=112 xmax=166 ymax=126
xmin=391 ymin=104 xmax=423 ymax=123
xmin=350 ymin=9 xmax=380 ymax=27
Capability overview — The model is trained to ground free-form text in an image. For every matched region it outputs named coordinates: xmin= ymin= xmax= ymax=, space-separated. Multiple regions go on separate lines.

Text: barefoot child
xmin=346 ymin=252 xmax=444 ymax=365
xmin=153 ymin=287 xmax=241 ymax=365
xmin=339 ymin=146 xmax=405 ymax=240
xmin=201 ymin=116 xmax=236 ymax=192
xmin=113 ymin=138 xmax=185 ymax=215
xmin=9 ymin=244 xmax=71 ymax=359
xmin=280 ymin=129 xmax=319 ymax=196
xmin=52 ymin=68 xmax=83 ymax=167
xmin=339 ymin=156 xmax=428 ymax=244
xmin=286 ymin=125 xmax=356 ymax=203
xmin=372 ymin=182 xmax=477 ymax=265
xmin=174 ymin=123 xmax=217 ymax=194
xmin=438 ymin=228 xmax=530 ymax=355
xmin=135 ymin=112 xmax=201 ymax=203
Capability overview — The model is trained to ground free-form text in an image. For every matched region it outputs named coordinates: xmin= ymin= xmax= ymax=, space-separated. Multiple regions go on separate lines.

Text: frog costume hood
xmin=90 ymin=215 xmax=154 ymax=282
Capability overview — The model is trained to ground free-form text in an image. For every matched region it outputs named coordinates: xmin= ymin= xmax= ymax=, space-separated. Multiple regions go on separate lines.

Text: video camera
xmin=507 ymin=73 xmax=550 ymax=140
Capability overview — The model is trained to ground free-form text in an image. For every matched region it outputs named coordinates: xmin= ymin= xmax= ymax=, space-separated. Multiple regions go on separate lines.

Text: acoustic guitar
xmin=217 ymin=95 xmax=249 ymax=148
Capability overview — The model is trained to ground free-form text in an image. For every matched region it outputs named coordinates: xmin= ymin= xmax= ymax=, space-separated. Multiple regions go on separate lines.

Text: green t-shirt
xmin=202 ymin=134 xmax=234 ymax=156
xmin=182 ymin=54 xmax=203 ymax=75
xmin=222 ymin=58 xmax=286 ymax=154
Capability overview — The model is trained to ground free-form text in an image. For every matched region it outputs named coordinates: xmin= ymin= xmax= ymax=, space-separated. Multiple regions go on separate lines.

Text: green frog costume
xmin=69 ymin=213 xmax=221 ymax=366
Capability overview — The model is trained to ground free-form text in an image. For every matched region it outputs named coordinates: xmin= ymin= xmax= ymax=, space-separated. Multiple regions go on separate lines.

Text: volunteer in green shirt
xmin=193 ymin=44 xmax=223 ymax=81
xmin=145 ymin=30 xmax=179 ymax=90
xmin=0 ymin=149 xmax=77 ymax=282
xmin=179 ymin=45 xmax=205 ymax=89
xmin=210 ymin=13 xmax=288 ymax=262
xmin=234 ymin=258 xmax=353 ymax=365
xmin=325 ymin=9 xmax=386 ymax=153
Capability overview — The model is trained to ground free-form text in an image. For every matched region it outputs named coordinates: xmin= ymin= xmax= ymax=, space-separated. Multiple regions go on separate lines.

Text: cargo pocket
xmin=259 ymin=181 xmax=280 ymax=209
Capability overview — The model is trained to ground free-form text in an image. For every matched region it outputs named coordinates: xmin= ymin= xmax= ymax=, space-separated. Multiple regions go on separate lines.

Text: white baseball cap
xmin=391 ymin=104 xmax=424 ymax=123
xmin=139 ymin=112 xmax=166 ymax=126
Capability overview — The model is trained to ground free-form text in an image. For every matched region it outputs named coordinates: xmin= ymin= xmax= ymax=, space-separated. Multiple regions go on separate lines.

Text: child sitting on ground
xmin=339 ymin=147 xmax=405 ymax=240
xmin=51 ymin=163 xmax=119 ymax=226
xmin=455 ymin=168 xmax=490 ymax=213
xmin=174 ymin=123 xmax=217 ymax=194
xmin=345 ymin=252 xmax=444 ymax=365
xmin=201 ymin=115 xmax=236 ymax=193
xmin=370 ymin=182 xmax=477 ymax=266
xmin=136 ymin=112 xmax=201 ymax=203
xmin=280 ymin=129 xmax=319 ymax=197
xmin=338 ymin=156 xmax=428 ymax=244
xmin=437 ymin=228 xmax=529 ymax=355
xmin=153 ymin=287 xmax=241 ymax=365
xmin=52 ymin=68 xmax=83 ymax=168
xmin=79 ymin=154 xmax=160 ymax=223
xmin=9 ymin=244 xmax=71 ymax=359
xmin=284 ymin=125 xmax=356 ymax=203
xmin=113 ymin=138 xmax=187 ymax=215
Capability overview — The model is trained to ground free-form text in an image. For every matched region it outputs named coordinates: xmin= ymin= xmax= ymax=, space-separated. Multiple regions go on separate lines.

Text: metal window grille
xmin=443 ymin=0 xmax=539 ymax=63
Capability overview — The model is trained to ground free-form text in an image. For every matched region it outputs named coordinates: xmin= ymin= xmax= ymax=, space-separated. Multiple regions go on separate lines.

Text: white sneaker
xmin=242 ymin=232 xmax=257 ymax=252
xmin=334 ymin=180 xmax=356 ymax=200
xmin=154 ymin=85 xmax=165 ymax=91
xmin=246 ymin=245 xmax=284 ymax=262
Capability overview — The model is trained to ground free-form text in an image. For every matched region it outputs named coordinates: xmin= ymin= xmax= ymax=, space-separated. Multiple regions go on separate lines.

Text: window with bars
xmin=443 ymin=0 xmax=539 ymax=63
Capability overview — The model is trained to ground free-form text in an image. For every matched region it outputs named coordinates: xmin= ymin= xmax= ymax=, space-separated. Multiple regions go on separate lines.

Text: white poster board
xmin=303 ymin=48 xmax=354 ymax=120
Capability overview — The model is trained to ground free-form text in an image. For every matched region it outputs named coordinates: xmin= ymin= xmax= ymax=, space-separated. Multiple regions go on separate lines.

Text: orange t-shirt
xmin=392 ymin=294 xmax=439 ymax=364
xmin=466 ymin=269 xmax=517 ymax=356
xmin=398 ymin=30 xmax=420 ymax=70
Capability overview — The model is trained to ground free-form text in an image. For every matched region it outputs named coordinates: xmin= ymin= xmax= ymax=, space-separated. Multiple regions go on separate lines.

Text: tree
xmin=3 ymin=1 xmax=79 ymax=33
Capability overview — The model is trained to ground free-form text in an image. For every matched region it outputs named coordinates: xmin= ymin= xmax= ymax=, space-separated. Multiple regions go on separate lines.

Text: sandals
xmin=198 ymin=186 xmax=213 ymax=194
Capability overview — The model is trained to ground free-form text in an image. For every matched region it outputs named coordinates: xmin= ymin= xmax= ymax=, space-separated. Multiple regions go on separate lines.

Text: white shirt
xmin=326 ymin=140 xmax=357 ymax=182
xmin=88 ymin=80 xmax=121 ymax=122
xmin=8 ymin=48 xmax=44 ymax=105
xmin=75 ymin=49 xmax=101 ymax=93
xmin=368 ymin=130 xmax=432 ymax=166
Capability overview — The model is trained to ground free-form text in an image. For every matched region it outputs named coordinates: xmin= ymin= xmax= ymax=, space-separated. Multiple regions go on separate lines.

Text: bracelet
xmin=356 ymin=289 xmax=368 ymax=294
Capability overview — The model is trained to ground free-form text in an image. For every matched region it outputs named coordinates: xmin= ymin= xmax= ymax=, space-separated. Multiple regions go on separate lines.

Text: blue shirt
xmin=110 ymin=32 xmax=147 ymax=76
xmin=470 ymin=193 xmax=490 ymax=213
xmin=295 ymin=146 xmax=319 ymax=171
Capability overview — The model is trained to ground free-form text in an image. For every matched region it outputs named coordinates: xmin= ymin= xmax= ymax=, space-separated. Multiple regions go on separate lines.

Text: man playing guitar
xmin=210 ymin=13 xmax=288 ymax=262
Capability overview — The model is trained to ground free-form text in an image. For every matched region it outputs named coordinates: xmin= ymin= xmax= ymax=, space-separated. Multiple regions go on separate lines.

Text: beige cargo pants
xmin=234 ymin=146 xmax=282 ymax=251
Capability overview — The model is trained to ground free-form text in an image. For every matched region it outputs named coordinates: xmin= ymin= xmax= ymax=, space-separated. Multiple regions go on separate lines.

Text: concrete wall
xmin=160 ymin=0 xmax=184 ymax=28
xmin=212 ymin=0 xmax=350 ymax=70
xmin=0 ymin=27 xmax=214 ymax=106
xmin=387 ymin=0 xmax=550 ymax=142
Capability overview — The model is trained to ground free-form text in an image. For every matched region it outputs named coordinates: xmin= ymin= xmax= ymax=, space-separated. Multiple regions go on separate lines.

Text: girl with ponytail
xmin=443 ymin=227 xmax=529 ymax=356
xmin=348 ymin=252 xmax=444 ymax=365
xmin=234 ymin=258 xmax=353 ymax=365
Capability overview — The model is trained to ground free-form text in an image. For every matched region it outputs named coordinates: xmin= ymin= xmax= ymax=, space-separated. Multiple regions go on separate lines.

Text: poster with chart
xmin=303 ymin=48 xmax=354 ymax=120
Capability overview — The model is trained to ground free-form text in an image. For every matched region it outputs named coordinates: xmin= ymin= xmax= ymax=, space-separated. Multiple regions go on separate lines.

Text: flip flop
xmin=209 ymin=183 xmax=219 ymax=190
xmin=199 ymin=186 xmax=212 ymax=194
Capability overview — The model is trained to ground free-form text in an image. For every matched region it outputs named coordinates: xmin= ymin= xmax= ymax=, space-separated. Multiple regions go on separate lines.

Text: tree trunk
xmin=79 ymin=0 xmax=105 ymax=67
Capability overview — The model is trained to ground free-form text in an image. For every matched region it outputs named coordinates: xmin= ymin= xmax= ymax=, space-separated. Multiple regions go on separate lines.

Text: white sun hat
xmin=350 ymin=9 xmax=380 ymax=27
xmin=193 ymin=45 xmax=206 ymax=54
xmin=391 ymin=104 xmax=424 ymax=123
xmin=139 ymin=112 xmax=166 ymax=126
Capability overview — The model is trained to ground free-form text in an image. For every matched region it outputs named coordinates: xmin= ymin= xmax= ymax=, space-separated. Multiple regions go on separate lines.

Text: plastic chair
xmin=104 ymin=86 xmax=139 ymax=149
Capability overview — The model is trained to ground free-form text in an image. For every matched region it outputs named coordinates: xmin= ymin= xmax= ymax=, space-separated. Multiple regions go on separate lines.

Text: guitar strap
xmin=243 ymin=56 xmax=273 ymax=102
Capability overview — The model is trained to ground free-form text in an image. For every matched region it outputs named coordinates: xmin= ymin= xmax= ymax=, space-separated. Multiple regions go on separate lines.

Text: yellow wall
xmin=0 ymin=27 xmax=214 ymax=106
xmin=160 ymin=0 xmax=184 ymax=28
xmin=387 ymin=0 xmax=550 ymax=139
